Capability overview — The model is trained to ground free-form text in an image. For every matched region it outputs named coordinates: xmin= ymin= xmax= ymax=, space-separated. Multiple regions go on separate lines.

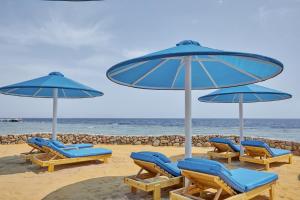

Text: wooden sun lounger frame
xmin=170 ymin=169 xmax=276 ymax=200
xmin=239 ymin=146 xmax=292 ymax=170
xmin=207 ymin=142 xmax=239 ymax=164
xmin=30 ymin=146 xmax=111 ymax=172
xmin=21 ymin=143 xmax=46 ymax=161
xmin=124 ymin=159 xmax=183 ymax=200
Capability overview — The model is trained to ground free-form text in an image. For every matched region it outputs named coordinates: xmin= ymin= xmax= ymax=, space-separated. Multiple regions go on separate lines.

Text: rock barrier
xmin=0 ymin=133 xmax=299 ymax=155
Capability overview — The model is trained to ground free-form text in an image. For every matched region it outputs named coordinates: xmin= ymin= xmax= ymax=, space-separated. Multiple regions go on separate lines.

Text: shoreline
xmin=1 ymin=133 xmax=300 ymax=155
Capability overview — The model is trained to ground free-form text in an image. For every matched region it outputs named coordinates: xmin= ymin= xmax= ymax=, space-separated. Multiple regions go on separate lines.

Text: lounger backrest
xmin=51 ymin=140 xmax=67 ymax=148
xmin=138 ymin=151 xmax=172 ymax=163
xmin=38 ymin=139 xmax=71 ymax=158
xmin=130 ymin=152 xmax=180 ymax=177
xmin=28 ymin=137 xmax=48 ymax=147
xmin=178 ymin=158 xmax=245 ymax=193
xmin=241 ymin=140 xmax=274 ymax=157
xmin=209 ymin=138 xmax=240 ymax=152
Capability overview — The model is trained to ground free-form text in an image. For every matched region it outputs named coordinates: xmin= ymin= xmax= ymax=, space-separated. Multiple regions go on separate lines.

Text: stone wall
xmin=0 ymin=133 xmax=299 ymax=155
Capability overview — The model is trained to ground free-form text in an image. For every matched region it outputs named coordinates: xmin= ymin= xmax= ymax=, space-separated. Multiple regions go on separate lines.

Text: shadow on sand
xmin=41 ymin=174 xmax=269 ymax=200
xmin=0 ymin=155 xmax=41 ymax=175
xmin=42 ymin=176 xmax=175 ymax=200
xmin=41 ymin=152 xmax=274 ymax=200
xmin=0 ymin=155 xmax=105 ymax=175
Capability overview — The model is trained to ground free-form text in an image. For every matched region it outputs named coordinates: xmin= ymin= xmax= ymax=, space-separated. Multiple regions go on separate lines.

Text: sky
xmin=0 ymin=0 xmax=299 ymax=119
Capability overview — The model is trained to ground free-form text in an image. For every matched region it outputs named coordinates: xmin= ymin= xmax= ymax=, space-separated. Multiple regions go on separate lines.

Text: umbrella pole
xmin=239 ymin=94 xmax=244 ymax=155
xmin=184 ymin=56 xmax=192 ymax=158
xmin=52 ymin=88 xmax=58 ymax=140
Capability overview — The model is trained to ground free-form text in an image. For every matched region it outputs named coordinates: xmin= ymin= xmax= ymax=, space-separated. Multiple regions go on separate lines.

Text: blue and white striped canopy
xmin=107 ymin=40 xmax=283 ymax=90
xmin=0 ymin=72 xmax=103 ymax=98
xmin=198 ymin=84 xmax=292 ymax=103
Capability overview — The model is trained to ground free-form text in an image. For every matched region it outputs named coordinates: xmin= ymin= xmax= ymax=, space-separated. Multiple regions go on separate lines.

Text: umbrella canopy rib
xmin=197 ymin=60 xmax=218 ymax=88
xmin=171 ymin=59 xmax=184 ymax=89
xmin=131 ymin=59 xmax=169 ymax=86
xmin=208 ymin=55 xmax=262 ymax=81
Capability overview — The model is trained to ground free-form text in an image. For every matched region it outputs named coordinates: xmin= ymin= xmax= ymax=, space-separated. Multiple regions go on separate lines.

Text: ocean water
xmin=0 ymin=118 xmax=299 ymax=142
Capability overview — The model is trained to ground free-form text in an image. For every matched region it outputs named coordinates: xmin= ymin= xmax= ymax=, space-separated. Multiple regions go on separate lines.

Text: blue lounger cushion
xmin=130 ymin=151 xmax=181 ymax=177
xmin=178 ymin=158 xmax=278 ymax=193
xmin=136 ymin=151 xmax=172 ymax=163
xmin=59 ymin=148 xmax=112 ymax=158
xmin=184 ymin=157 xmax=232 ymax=176
xmin=28 ymin=137 xmax=47 ymax=147
xmin=51 ymin=140 xmax=93 ymax=149
xmin=241 ymin=140 xmax=291 ymax=157
xmin=28 ymin=137 xmax=93 ymax=149
xmin=38 ymin=139 xmax=112 ymax=158
xmin=209 ymin=138 xmax=240 ymax=152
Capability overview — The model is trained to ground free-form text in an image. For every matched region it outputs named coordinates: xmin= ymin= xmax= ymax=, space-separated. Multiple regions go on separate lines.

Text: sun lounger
xmin=170 ymin=158 xmax=278 ymax=200
xmin=22 ymin=137 xmax=93 ymax=161
xmin=240 ymin=140 xmax=292 ymax=170
xmin=30 ymin=139 xmax=112 ymax=172
xmin=124 ymin=151 xmax=183 ymax=200
xmin=207 ymin=138 xmax=240 ymax=164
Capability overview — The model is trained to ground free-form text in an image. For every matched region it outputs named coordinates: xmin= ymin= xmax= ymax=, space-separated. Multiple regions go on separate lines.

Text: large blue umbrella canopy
xmin=0 ymin=72 xmax=103 ymax=98
xmin=0 ymin=72 xmax=103 ymax=139
xmin=198 ymin=84 xmax=291 ymax=103
xmin=107 ymin=40 xmax=284 ymax=158
xmin=198 ymin=84 xmax=292 ymax=154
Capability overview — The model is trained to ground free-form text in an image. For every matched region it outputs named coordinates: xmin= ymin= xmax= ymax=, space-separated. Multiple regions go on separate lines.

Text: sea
xmin=0 ymin=118 xmax=299 ymax=142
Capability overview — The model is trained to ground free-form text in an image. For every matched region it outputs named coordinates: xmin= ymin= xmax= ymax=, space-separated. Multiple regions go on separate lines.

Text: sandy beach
xmin=0 ymin=144 xmax=299 ymax=200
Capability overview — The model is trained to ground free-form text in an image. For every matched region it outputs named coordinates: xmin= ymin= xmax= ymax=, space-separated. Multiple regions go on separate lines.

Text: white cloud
xmin=0 ymin=14 xmax=112 ymax=49
xmin=256 ymin=6 xmax=294 ymax=23
xmin=122 ymin=49 xmax=151 ymax=59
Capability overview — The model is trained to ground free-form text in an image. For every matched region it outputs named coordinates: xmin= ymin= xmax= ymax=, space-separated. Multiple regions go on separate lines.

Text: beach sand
xmin=0 ymin=144 xmax=299 ymax=200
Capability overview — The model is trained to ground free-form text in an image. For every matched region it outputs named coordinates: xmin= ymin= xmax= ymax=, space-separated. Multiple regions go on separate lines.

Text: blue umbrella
xmin=107 ymin=40 xmax=283 ymax=158
xmin=198 ymin=84 xmax=292 ymax=154
xmin=0 ymin=72 xmax=103 ymax=139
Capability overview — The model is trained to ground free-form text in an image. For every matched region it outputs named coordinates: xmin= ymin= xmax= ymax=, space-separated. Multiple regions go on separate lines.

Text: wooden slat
xmin=124 ymin=159 xmax=183 ymax=199
xmin=170 ymin=172 xmax=277 ymax=200
xmin=208 ymin=143 xmax=240 ymax=164
xmin=240 ymin=146 xmax=292 ymax=170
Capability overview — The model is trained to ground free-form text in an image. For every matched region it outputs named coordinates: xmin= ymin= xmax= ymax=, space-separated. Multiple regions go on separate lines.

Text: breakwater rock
xmin=0 ymin=133 xmax=299 ymax=155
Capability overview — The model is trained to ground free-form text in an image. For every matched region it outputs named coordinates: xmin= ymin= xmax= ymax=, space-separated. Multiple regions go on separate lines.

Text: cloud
xmin=122 ymin=49 xmax=151 ymax=59
xmin=0 ymin=14 xmax=112 ymax=49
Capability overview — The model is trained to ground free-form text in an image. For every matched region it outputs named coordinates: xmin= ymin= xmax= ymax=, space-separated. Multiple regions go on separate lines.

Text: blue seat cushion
xmin=178 ymin=158 xmax=278 ymax=193
xmin=130 ymin=152 xmax=181 ymax=177
xmin=241 ymin=140 xmax=291 ymax=157
xmin=230 ymin=168 xmax=278 ymax=192
xmin=270 ymin=148 xmax=291 ymax=156
xmin=51 ymin=140 xmax=93 ymax=149
xmin=62 ymin=148 xmax=112 ymax=158
xmin=209 ymin=138 xmax=240 ymax=152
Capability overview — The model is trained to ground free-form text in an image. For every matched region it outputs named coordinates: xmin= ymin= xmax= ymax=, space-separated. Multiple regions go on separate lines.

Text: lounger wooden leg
xmin=289 ymin=155 xmax=292 ymax=164
xmin=153 ymin=184 xmax=161 ymax=200
xmin=213 ymin=188 xmax=222 ymax=200
xmin=48 ymin=164 xmax=54 ymax=172
xmin=228 ymin=157 xmax=231 ymax=165
xmin=269 ymin=184 xmax=275 ymax=200
xmin=131 ymin=186 xmax=137 ymax=194
xmin=266 ymin=163 xmax=270 ymax=170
